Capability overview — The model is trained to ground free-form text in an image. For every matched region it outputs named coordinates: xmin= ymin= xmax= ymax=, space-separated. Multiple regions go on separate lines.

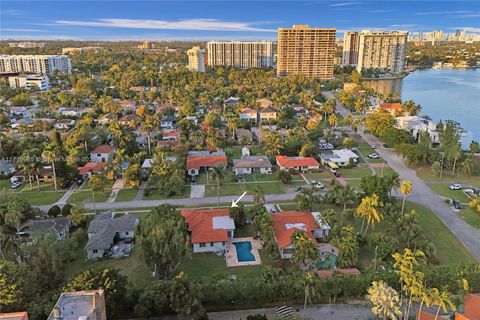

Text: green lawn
xmin=245 ymin=182 xmax=284 ymax=194
xmin=338 ymin=166 xmax=372 ymax=179
xmin=2 ymin=182 xmax=65 ymax=205
xmin=405 ymin=202 xmax=477 ymax=265
xmin=69 ymin=189 xmax=110 ymax=203
xmin=235 ymin=224 xmax=257 ymax=237
xmin=115 ymin=189 xmax=138 ymax=202
xmin=427 ymin=183 xmax=471 ymax=203
xmin=196 ymin=173 xmax=209 ymax=185
xmin=143 ymin=186 xmax=191 ymax=200
xmin=205 ymin=183 xmax=245 ymax=197
xmin=459 ymin=207 xmax=480 ymax=229
xmin=355 ymin=143 xmax=383 ymax=163
xmin=345 ymin=178 xmax=362 ymax=189
xmin=415 ymin=165 xmax=480 ymax=186
xmin=252 ymin=173 xmax=281 ymax=182
xmin=304 ymin=171 xmax=332 ymax=181
xmin=374 ymin=167 xmax=397 ymax=177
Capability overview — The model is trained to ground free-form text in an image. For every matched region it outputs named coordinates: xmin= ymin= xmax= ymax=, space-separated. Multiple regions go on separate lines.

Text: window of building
xmin=125 ymin=231 xmax=129 ymax=235
xmin=199 ymin=243 xmax=206 ymax=248
xmin=210 ymin=242 xmax=214 ymax=246
xmin=93 ymin=249 xmax=98 ymax=253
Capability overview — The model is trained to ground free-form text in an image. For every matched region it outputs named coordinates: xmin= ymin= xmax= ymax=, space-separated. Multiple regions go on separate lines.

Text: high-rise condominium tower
xmin=356 ymin=30 xmax=408 ymax=73
xmin=187 ymin=46 xmax=206 ymax=72
xmin=342 ymin=32 xmax=360 ymax=65
xmin=0 ymin=55 xmax=71 ymax=75
xmin=206 ymin=41 xmax=274 ymax=69
xmin=277 ymin=25 xmax=336 ymax=79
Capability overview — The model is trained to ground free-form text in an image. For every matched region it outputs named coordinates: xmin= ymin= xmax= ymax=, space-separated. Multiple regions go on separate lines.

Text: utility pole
xmin=440 ymin=152 xmax=445 ymax=178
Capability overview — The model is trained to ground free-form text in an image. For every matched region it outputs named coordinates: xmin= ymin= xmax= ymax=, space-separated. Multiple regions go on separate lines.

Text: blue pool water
xmin=233 ymin=241 xmax=255 ymax=262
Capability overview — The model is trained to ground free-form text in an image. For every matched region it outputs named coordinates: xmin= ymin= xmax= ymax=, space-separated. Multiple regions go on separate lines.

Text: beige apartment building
xmin=187 ymin=46 xmax=206 ymax=72
xmin=207 ymin=41 xmax=274 ymax=68
xmin=342 ymin=31 xmax=360 ymax=65
xmin=0 ymin=55 xmax=71 ymax=75
xmin=277 ymin=25 xmax=336 ymax=79
xmin=356 ymin=30 xmax=408 ymax=73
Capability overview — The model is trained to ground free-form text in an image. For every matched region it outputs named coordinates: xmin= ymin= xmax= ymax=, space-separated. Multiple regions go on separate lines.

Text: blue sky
xmin=1 ymin=1 xmax=479 ymax=40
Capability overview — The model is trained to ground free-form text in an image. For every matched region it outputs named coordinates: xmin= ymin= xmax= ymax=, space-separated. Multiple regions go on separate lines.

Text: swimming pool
xmin=233 ymin=241 xmax=255 ymax=262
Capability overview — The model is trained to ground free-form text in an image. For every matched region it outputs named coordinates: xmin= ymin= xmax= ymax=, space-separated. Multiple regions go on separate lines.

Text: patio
xmin=226 ymin=237 xmax=262 ymax=267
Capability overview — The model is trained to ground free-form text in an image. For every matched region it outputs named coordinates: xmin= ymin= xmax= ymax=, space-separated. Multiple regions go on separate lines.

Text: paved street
xmin=324 ymin=91 xmax=480 ymax=261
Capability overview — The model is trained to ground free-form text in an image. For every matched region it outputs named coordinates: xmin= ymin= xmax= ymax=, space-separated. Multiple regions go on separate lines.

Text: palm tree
xmin=226 ymin=115 xmax=238 ymax=141
xmin=108 ymin=120 xmax=123 ymax=147
xmin=322 ymin=99 xmax=336 ymax=122
xmin=140 ymin=113 xmax=159 ymax=155
xmin=366 ymin=280 xmax=402 ymax=320
xmin=356 ymin=194 xmax=382 ymax=234
xmin=344 ymin=113 xmax=353 ymax=127
xmin=41 ymin=142 xmax=58 ymax=192
xmin=253 ymin=185 xmax=265 ymax=205
xmin=400 ymin=180 xmax=413 ymax=214
xmin=335 ymin=185 xmax=357 ymax=223
xmin=263 ymin=131 xmax=283 ymax=156
xmin=295 ymin=187 xmax=319 ymax=211
xmin=385 ymin=172 xmax=400 ymax=197
xmin=328 ymin=114 xmax=338 ymax=127
xmin=431 ymin=288 xmax=456 ymax=320
xmin=354 ymin=97 xmax=366 ymax=114
xmin=211 ymin=165 xmax=225 ymax=207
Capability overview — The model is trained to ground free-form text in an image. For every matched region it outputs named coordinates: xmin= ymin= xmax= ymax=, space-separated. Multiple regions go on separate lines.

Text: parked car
xmin=368 ymin=153 xmax=380 ymax=159
xmin=311 ymin=181 xmax=325 ymax=190
xmin=449 ymin=183 xmax=462 ymax=190
xmin=371 ymin=145 xmax=377 ymax=149
xmin=319 ymin=143 xmax=334 ymax=150
xmin=11 ymin=181 xmax=21 ymax=189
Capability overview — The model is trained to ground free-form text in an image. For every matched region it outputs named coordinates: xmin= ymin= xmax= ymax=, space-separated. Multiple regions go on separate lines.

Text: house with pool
xmin=181 ymin=209 xmax=235 ymax=253
xmin=272 ymin=211 xmax=331 ymax=259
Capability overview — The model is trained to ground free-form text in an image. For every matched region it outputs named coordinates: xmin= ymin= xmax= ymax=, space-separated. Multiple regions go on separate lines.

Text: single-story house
xmin=291 ymin=104 xmax=308 ymax=118
xmin=233 ymin=156 xmax=273 ymax=175
xmin=118 ymin=100 xmax=136 ymax=112
xmin=186 ymin=150 xmax=228 ymax=177
xmin=259 ymin=107 xmax=278 ymax=122
xmin=142 ymin=156 xmax=177 ymax=172
xmin=0 ymin=160 xmax=16 ymax=177
xmin=97 ymin=113 xmax=116 ymax=125
xmin=54 ymin=119 xmax=75 ymax=130
xmin=157 ymin=140 xmax=179 ymax=149
xmin=119 ymin=114 xmax=136 ymax=126
xmin=17 ymin=217 xmax=71 ymax=241
xmin=181 ymin=209 xmax=235 ymax=253
xmin=78 ymin=162 xmax=108 ymax=179
xmin=90 ymin=145 xmax=115 ymax=163
xmin=85 ymin=213 xmax=139 ymax=260
xmin=224 ymin=97 xmax=240 ymax=109
xmin=0 ymin=312 xmax=29 ymax=320
xmin=9 ymin=106 xmax=29 ymax=117
xmin=320 ymin=149 xmax=359 ymax=167
xmin=58 ymin=107 xmax=85 ymax=117
xmin=161 ymin=115 xmax=176 ymax=129
xmin=257 ymin=98 xmax=273 ymax=109
xmin=13 ymin=166 xmax=54 ymax=183
xmin=162 ymin=131 xmax=179 ymax=141
xmin=377 ymin=102 xmax=402 ymax=116
xmin=276 ymin=155 xmax=320 ymax=172
xmin=272 ymin=211 xmax=331 ymax=259
xmin=235 ymin=128 xmax=253 ymax=142
xmin=239 ymin=108 xmax=258 ymax=123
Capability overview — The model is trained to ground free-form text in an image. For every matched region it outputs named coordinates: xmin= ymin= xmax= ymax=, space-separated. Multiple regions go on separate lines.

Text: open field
xmin=427 ymin=183 xmax=472 ymax=203
xmin=415 ymin=165 xmax=480 ymax=186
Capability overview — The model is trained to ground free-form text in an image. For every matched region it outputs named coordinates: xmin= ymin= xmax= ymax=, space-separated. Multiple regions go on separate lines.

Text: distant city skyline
xmin=1 ymin=0 xmax=479 ymax=41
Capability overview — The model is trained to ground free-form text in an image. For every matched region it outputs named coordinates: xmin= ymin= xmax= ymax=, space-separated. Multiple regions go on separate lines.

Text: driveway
xmin=324 ymin=91 xmax=480 ymax=261
xmin=190 ymin=184 xmax=206 ymax=198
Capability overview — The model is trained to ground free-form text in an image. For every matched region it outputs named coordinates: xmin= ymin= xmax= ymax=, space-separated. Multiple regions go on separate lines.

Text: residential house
xmin=90 ymin=145 xmax=115 ymax=162
xmin=17 ymin=217 xmax=71 ymax=240
xmin=0 ymin=312 xmax=29 ymax=320
xmin=0 ymin=160 xmax=16 ymax=177
xmin=224 ymin=97 xmax=240 ymax=112
xmin=235 ymin=128 xmax=253 ymax=143
xmin=377 ymin=102 xmax=402 ymax=116
xmin=454 ymin=293 xmax=480 ymax=320
xmin=97 ymin=113 xmax=116 ymax=125
xmin=142 ymin=156 xmax=176 ymax=173
xmin=291 ymin=104 xmax=308 ymax=118
xmin=9 ymin=106 xmax=29 ymax=117
xmin=118 ymin=99 xmax=136 ymax=112
xmin=320 ymin=149 xmax=359 ymax=167
xmin=157 ymin=140 xmax=179 ymax=149
xmin=181 ymin=209 xmax=235 ymax=253
xmin=343 ymin=82 xmax=360 ymax=92
xmin=53 ymin=119 xmax=75 ymax=130
xmin=186 ymin=150 xmax=228 ymax=177
xmin=85 ymin=213 xmax=139 ymax=260
xmin=272 ymin=211 xmax=331 ymax=259
xmin=47 ymin=290 xmax=106 ymax=320
xmin=119 ymin=114 xmax=136 ymax=126
xmin=160 ymin=115 xmax=176 ymax=129
xmin=162 ymin=131 xmax=179 ymax=141
xmin=257 ymin=98 xmax=273 ymax=109
xmin=13 ymin=165 xmax=54 ymax=183
xmin=239 ymin=108 xmax=258 ymax=123
xmin=78 ymin=161 xmax=108 ymax=179
xmin=233 ymin=156 xmax=273 ymax=175
xmin=129 ymin=86 xmax=146 ymax=95
xmin=58 ymin=107 xmax=85 ymax=117
xmin=185 ymin=115 xmax=199 ymax=125
xmin=259 ymin=107 xmax=278 ymax=123
xmin=276 ymin=155 xmax=320 ymax=172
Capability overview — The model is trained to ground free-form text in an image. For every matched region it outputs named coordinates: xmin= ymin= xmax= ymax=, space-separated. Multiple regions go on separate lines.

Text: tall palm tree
xmin=328 ymin=114 xmax=338 ymax=128
xmin=366 ymin=280 xmax=402 ymax=320
xmin=344 ymin=113 xmax=353 ymax=127
xmin=41 ymin=143 xmax=58 ymax=192
xmin=108 ymin=120 xmax=123 ymax=147
xmin=356 ymin=194 xmax=382 ymax=234
xmin=431 ymin=288 xmax=456 ymax=320
xmin=226 ymin=115 xmax=238 ymax=141
xmin=253 ymin=185 xmax=265 ymax=206
xmin=400 ymin=180 xmax=413 ymax=214
xmin=335 ymin=185 xmax=357 ymax=224
xmin=140 ymin=113 xmax=159 ymax=155
xmin=211 ymin=165 xmax=225 ymax=207
xmin=385 ymin=172 xmax=401 ymax=197
xmin=322 ymin=99 xmax=336 ymax=122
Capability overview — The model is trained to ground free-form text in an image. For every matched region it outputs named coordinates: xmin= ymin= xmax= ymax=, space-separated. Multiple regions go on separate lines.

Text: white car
xmin=311 ymin=181 xmax=325 ymax=190
xmin=368 ymin=153 xmax=380 ymax=159
xmin=449 ymin=184 xmax=462 ymax=190
xmin=11 ymin=181 xmax=22 ymax=189
xmin=371 ymin=145 xmax=377 ymax=149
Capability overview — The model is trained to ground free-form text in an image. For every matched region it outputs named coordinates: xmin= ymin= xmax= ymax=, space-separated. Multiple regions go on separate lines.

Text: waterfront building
xmin=0 ymin=55 xmax=71 ymax=75
xmin=356 ymin=30 xmax=408 ymax=74
xmin=8 ymin=75 xmax=50 ymax=91
xmin=277 ymin=25 xmax=336 ymax=79
xmin=187 ymin=46 xmax=206 ymax=72
xmin=207 ymin=41 xmax=274 ymax=68
xmin=342 ymin=31 xmax=360 ymax=66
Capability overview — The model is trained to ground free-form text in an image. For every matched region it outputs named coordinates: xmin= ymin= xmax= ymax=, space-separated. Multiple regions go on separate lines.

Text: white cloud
xmin=389 ymin=24 xmax=418 ymax=28
xmin=52 ymin=18 xmax=276 ymax=32
xmin=414 ymin=10 xmax=471 ymax=16
xmin=329 ymin=2 xmax=360 ymax=7
xmin=1 ymin=34 xmax=83 ymax=40
xmin=3 ymin=28 xmax=46 ymax=32
xmin=1 ymin=10 xmax=26 ymax=16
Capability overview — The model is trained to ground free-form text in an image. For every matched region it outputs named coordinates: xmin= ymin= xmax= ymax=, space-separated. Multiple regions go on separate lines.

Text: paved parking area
xmin=190 ymin=184 xmax=205 ymax=198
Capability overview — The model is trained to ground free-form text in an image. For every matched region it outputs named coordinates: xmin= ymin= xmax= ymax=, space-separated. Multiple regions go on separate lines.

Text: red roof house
xmin=0 ymin=312 xmax=29 ymax=320
xmin=90 ymin=145 xmax=115 ymax=163
xmin=378 ymin=103 xmax=402 ymax=115
xmin=78 ymin=162 xmax=108 ymax=177
xmin=316 ymin=268 xmax=361 ymax=278
xmin=457 ymin=293 xmax=480 ymax=320
xmin=186 ymin=150 xmax=227 ymax=176
xmin=181 ymin=209 xmax=235 ymax=253
xmin=275 ymin=156 xmax=320 ymax=172
xmin=162 ymin=131 xmax=180 ymax=141
xmin=272 ymin=211 xmax=330 ymax=259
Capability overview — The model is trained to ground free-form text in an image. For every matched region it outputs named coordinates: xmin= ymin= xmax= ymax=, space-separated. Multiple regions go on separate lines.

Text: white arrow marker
xmin=231 ymin=191 xmax=247 ymax=208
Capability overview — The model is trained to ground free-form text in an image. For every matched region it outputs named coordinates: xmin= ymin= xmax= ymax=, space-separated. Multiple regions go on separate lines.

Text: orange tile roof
xmin=464 ymin=293 xmax=480 ymax=320
xmin=417 ymin=310 xmax=449 ymax=320
xmin=379 ymin=103 xmax=402 ymax=109
xmin=181 ymin=209 xmax=231 ymax=243
xmin=316 ymin=268 xmax=361 ymax=278
xmin=272 ymin=211 xmax=319 ymax=248
xmin=163 ymin=131 xmax=179 ymax=138
xmin=78 ymin=162 xmax=108 ymax=175
xmin=157 ymin=140 xmax=179 ymax=148
xmin=276 ymin=156 xmax=320 ymax=168
xmin=0 ymin=312 xmax=29 ymax=320
xmin=91 ymin=145 xmax=115 ymax=154
xmin=456 ymin=313 xmax=471 ymax=320
xmin=187 ymin=155 xmax=227 ymax=170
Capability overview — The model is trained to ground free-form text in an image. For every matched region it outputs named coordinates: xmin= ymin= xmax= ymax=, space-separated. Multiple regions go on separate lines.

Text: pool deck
xmin=226 ymin=237 xmax=262 ymax=267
